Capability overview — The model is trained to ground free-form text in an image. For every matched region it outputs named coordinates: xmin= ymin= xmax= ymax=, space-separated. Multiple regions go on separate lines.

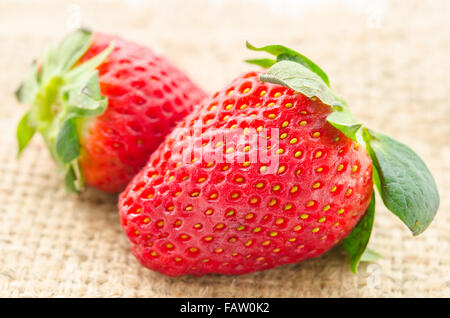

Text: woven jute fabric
xmin=0 ymin=0 xmax=449 ymax=297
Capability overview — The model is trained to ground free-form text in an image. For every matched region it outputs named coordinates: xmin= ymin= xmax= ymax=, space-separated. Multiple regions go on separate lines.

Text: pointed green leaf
xmin=245 ymin=58 xmax=276 ymax=68
xmin=64 ymin=161 xmax=83 ymax=193
xmin=17 ymin=111 xmax=37 ymax=156
xmin=326 ymin=106 xmax=362 ymax=141
xmin=16 ymin=60 xmax=40 ymax=104
xmin=246 ymin=41 xmax=330 ymax=86
xmin=55 ymin=117 xmax=80 ymax=164
xmin=65 ymin=71 xmax=108 ymax=117
xmin=342 ymin=193 xmax=376 ymax=274
xmin=363 ymin=129 xmax=440 ymax=235
xmin=360 ymin=248 xmax=383 ymax=262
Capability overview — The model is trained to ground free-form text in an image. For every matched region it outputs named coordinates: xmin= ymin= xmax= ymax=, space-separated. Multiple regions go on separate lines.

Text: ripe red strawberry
xmin=16 ymin=29 xmax=206 ymax=193
xmin=118 ymin=43 xmax=440 ymax=276
xmin=118 ymin=72 xmax=374 ymax=276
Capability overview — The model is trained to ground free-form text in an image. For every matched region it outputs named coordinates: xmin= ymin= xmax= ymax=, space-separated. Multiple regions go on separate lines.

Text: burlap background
xmin=0 ymin=0 xmax=449 ymax=297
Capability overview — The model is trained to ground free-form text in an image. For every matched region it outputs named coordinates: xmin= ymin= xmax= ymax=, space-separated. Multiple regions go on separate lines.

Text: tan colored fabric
xmin=0 ymin=0 xmax=449 ymax=297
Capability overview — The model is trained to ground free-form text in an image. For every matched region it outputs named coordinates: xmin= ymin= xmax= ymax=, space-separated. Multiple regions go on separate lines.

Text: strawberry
xmin=118 ymin=43 xmax=439 ymax=276
xmin=15 ymin=29 xmax=206 ymax=193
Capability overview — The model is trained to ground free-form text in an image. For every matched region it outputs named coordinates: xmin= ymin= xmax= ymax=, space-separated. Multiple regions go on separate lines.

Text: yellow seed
xmin=312 ymin=227 xmax=320 ymax=233
xmin=269 ymin=199 xmax=277 ymax=206
xmin=189 ymin=247 xmax=198 ymax=253
xmin=293 ymin=225 xmax=302 ymax=231
xmin=290 ymin=185 xmax=299 ymax=193
xmin=180 ymin=234 xmax=189 ymax=240
xmin=182 ymin=175 xmax=189 ymax=181
xmin=209 ymin=105 xmax=217 ymax=111
xmin=267 ymin=102 xmax=276 ymax=107
xmin=312 ymin=182 xmax=321 ymax=189
xmin=215 ymin=141 xmax=223 ymax=148
xmin=323 ymin=205 xmax=330 ymax=211
xmin=143 ymin=218 xmax=150 ymax=223
xmin=277 ymin=165 xmax=286 ymax=174
xmin=174 ymin=257 xmax=182 ymax=262
xmin=270 ymin=232 xmax=278 ymax=237
xmin=275 ymin=218 xmax=285 ymax=225
xmin=299 ymin=120 xmax=307 ymax=126
xmin=335 ymin=137 xmax=340 ymax=142
xmin=185 ymin=205 xmax=193 ymax=211
xmin=296 ymin=169 xmax=302 ymax=175
xmin=204 ymin=236 xmax=213 ymax=242
xmin=222 ymin=165 xmax=230 ymax=171
xmin=135 ymin=208 xmax=142 ymax=213
xmin=237 ymin=225 xmax=246 ymax=231
xmin=268 ymin=113 xmax=276 ymax=119
xmin=234 ymin=176 xmax=244 ymax=183
xmin=243 ymin=127 xmax=249 ymax=135
xmin=245 ymin=240 xmax=253 ymax=246
xmin=273 ymin=248 xmax=281 ymax=253
xmin=175 ymin=220 xmax=182 ymax=226
xmin=230 ymin=124 xmax=237 ymax=130
xmin=205 ymin=209 xmax=213 ymax=215
xmin=260 ymin=90 xmax=267 ymax=96
xmin=300 ymin=110 xmax=307 ymax=114
xmin=215 ymin=223 xmax=225 ymax=230
xmin=346 ymin=188 xmax=352 ymax=196
xmin=207 ymin=161 xmax=215 ymax=168
xmin=256 ymin=126 xmax=263 ymax=132
xmin=290 ymin=138 xmax=298 ymax=144
xmin=225 ymin=104 xmax=234 ymax=110
xmin=226 ymin=209 xmax=236 ymax=216
xmin=250 ymin=197 xmax=259 ymax=204
xmin=151 ymin=251 xmax=158 ymax=257
xmin=312 ymin=132 xmax=321 ymax=138
xmin=274 ymin=92 xmax=282 ymax=97
xmin=157 ymin=220 xmax=164 ymax=227
xmin=331 ymin=186 xmax=337 ymax=193
xmin=352 ymin=165 xmax=358 ymax=172
xmin=254 ymin=227 xmax=262 ymax=233
xmin=282 ymin=121 xmax=289 ymax=127
xmin=222 ymin=115 xmax=230 ymax=121
xmin=240 ymin=104 xmax=248 ymax=110
xmin=227 ymin=90 xmax=234 ymax=96
xmin=243 ymin=145 xmax=250 ymax=152
xmin=306 ymin=200 xmax=315 ymax=207
xmin=300 ymin=214 xmax=309 ymax=219
xmin=245 ymin=213 xmax=255 ymax=220
xmin=260 ymin=165 xmax=268 ymax=173
xmin=194 ymin=223 xmax=202 ymax=229
xmin=285 ymin=103 xmax=293 ymax=108
xmin=337 ymin=209 xmax=345 ymax=214
xmin=284 ymin=204 xmax=293 ymax=210
xmin=294 ymin=151 xmax=302 ymax=158
xmin=166 ymin=243 xmax=174 ymax=249
xmin=197 ymin=177 xmax=206 ymax=183
xmin=229 ymin=237 xmax=237 ymax=243
xmin=272 ymin=184 xmax=281 ymax=191
xmin=280 ymin=133 xmax=288 ymax=139
xmin=209 ymin=193 xmax=218 ymax=199
xmin=334 ymin=222 xmax=340 ymax=226
xmin=337 ymin=164 xmax=344 ymax=171
xmin=226 ymin=147 xmax=234 ymax=154
xmin=255 ymin=182 xmax=265 ymax=189
xmin=167 ymin=205 xmax=175 ymax=211
xmin=242 ymin=161 xmax=251 ymax=167
xmin=191 ymin=191 xmax=200 ymax=197
xmin=316 ymin=167 xmax=323 ymax=172
xmin=215 ymin=248 xmax=223 ymax=253
xmin=277 ymin=148 xmax=285 ymax=154
xmin=147 ymin=194 xmax=154 ymax=198
xmin=230 ymin=192 xmax=240 ymax=199
xmin=315 ymin=151 xmax=323 ymax=158
xmin=262 ymin=240 xmax=271 ymax=246
xmin=318 ymin=217 xmax=326 ymax=223
xmin=243 ymin=88 xmax=250 ymax=94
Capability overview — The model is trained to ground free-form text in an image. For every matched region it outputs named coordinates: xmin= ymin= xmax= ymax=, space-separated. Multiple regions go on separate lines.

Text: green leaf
xmin=342 ymin=193 xmax=376 ymax=274
xmin=64 ymin=162 xmax=84 ymax=193
xmin=246 ymin=41 xmax=330 ymax=86
xmin=55 ymin=117 xmax=80 ymax=164
xmin=363 ymin=129 xmax=440 ymax=235
xmin=360 ymin=248 xmax=383 ymax=262
xmin=260 ymin=60 xmax=363 ymax=141
xmin=65 ymin=71 xmax=108 ymax=117
xmin=245 ymin=58 xmax=276 ymax=68
xmin=16 ymin=60 xmax=40 ymax=104
xmin=17 ymin=111 xmax=37 ymax=156
xmin=40 ymin=28 xmax=93 ymax=83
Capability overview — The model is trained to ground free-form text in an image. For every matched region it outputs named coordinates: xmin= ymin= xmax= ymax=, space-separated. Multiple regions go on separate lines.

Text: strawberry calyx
xmin=246 ymin=42 xmax=440 ymax=271
xmin=16 ymin=28 xmax=113 ymax=192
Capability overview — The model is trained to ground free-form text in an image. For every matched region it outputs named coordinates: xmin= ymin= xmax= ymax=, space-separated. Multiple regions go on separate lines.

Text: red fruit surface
xmin=118 ymin=71 xmax=373 ymax=276
xmin=78 ymin=33 xmax=206 ymax=193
